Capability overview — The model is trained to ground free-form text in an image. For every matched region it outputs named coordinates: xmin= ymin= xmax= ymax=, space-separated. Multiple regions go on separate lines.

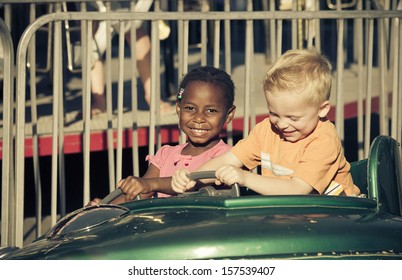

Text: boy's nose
xmin=276 ymin=119 xmax=288 ymax=129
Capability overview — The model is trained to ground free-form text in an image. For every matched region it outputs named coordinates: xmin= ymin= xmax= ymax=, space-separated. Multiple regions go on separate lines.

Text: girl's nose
xmin=193 ymin=110 xmax=206 ymax=121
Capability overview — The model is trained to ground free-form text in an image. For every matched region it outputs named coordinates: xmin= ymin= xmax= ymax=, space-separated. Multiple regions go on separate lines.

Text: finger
xmin=117 ymin=178 xmax=125 ymax=187
xmin=172 ymin=170 xmax=189 ymax=187
xmin=185 ymin=180 xmax=196 ymax=190
xmin=214 ymin=179 xmax=222 ymax=186
xmin=87 ymin=198 xmax=100 ymax=206
xmin=172 ymin=180 xmax=185 ymax=193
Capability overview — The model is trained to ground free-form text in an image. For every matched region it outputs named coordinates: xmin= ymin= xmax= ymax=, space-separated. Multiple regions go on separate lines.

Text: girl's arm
xmin=117 ymin=163 xmax=179 ymax=202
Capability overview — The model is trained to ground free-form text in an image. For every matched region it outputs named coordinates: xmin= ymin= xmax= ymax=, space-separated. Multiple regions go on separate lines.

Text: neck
xmin=182 ymin=137 xmax=221 ymax=156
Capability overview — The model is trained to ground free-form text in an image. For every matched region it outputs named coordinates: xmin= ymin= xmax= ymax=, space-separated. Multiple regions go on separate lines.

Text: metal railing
xmin=0 ymin=16 xmax=15 ymax=248
xmin=1 ymin=0 xmax=402 ymax=248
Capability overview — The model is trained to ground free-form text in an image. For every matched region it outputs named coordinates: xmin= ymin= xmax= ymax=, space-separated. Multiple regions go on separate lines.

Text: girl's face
xmin=265 ymin=90 xmax=330 ymax=142
xmin=176 ymin=81 xmax=235 ymax=147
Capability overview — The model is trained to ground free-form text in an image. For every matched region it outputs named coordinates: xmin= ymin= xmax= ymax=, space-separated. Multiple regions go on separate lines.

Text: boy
xmin=171 ymin=48 xmax=360 ymax=196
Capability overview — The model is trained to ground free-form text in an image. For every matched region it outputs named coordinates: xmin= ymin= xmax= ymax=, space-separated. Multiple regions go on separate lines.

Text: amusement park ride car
xmin=1 ymin=135 xmax=401 ymax=260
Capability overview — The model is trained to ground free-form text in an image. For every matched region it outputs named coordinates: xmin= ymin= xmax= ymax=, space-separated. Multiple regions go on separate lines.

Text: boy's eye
xmin=290 ymin=117 xmax=299 ymax=122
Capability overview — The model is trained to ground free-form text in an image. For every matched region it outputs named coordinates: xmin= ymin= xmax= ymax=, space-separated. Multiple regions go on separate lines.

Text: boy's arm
xmin=244 ymin=173 xmax=314 ymax=195
xmin=172 ymin=152 xmax=243 ymax=193
xmin=196 ymin=151 xmax=243 ymax=172
xmin=215 ymin=165 xmax=314 ymax=195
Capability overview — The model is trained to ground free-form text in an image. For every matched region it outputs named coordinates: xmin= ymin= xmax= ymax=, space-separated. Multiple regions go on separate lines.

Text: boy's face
xmin=265 ymin=90 xmax=330 ymax=143
xmin=176 ymin=81 xmax=235 ymax=146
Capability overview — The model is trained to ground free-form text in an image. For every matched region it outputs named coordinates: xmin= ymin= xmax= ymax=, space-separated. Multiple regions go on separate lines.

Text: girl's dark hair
xmin=177 ymin=66 xmax=235 ymax=108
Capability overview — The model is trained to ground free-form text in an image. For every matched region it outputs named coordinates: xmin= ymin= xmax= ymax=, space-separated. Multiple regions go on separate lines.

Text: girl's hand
xmin=118 ymin=176 xmax=150 ymax=201
xmin=86 ymin=198 xmax=102 ymax=206
xmin=171 ymin=168 xmax=196 ymax=193
xmin=215 ymin=164 xmax=246 ymax=186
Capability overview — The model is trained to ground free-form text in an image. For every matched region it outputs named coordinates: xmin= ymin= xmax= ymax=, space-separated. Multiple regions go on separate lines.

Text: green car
xmin=1 ymin=135 xmax=401 ymax=260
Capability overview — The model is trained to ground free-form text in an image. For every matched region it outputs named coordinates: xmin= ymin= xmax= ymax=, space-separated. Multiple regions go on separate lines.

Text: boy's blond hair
xmin=263 ymin=48 xmax=332 ymax=107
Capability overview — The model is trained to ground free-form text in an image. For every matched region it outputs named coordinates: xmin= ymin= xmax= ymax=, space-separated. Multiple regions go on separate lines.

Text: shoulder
xmin=156 ymin=143 xmax=186 ymax=155
xmin=215 ymin=139 xmax=232 ymax=150
xmin=307 ymin=120 xmax=342 ymax=150
xmin=205 ymin=140 xmax=231 ymax=157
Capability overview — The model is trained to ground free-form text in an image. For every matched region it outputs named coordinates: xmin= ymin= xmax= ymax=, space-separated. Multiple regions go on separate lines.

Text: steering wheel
xmin=100 ymin=188 xmax=141 ymax=204
xmin=179 ymin=171 xmax=241 ymax=197
xmin=99 ymin=171 xmax=241 ymax=204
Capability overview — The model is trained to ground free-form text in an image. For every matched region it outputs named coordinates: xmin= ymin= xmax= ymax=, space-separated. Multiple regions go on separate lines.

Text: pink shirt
xmin=146 ymin=140 xmax=231 ymax=197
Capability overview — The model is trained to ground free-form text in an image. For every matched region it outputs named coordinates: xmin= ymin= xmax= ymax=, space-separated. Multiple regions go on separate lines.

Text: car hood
xmin=4 ymin=195 xmax=402 ymax=259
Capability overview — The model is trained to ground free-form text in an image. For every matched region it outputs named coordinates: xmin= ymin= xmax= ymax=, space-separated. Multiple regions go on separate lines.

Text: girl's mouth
xmin=190 ymin=128 xmax=209 ymax=135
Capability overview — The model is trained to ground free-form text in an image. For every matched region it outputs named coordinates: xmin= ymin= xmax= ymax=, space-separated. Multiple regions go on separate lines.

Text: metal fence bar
xmin=364 ymin=18 xmax=374 ymax=157
xmin=56 ymin=2 xmax=67 ymax=219
xmin=391 ymin=16 xmax=399 ymax=141
xmin=155 ymin=0 xmax=162 ymax=152
xmin=398 ymin=19 xmax=402 ymax=146
xmin=129 ymin=1 xmax=139 ymax=178
xmin=149 ymin=18 xmax=158 ymax=157
xmin=200 ymin=0 xmax=208 ymax=66
xmin=82 ymin=15 xmax=91 ymax=206
xmin=179 ymin=19 xmax=189 ymax=145
xmin=335 ymin=5 xmax=345 ymax=142
xmin=51 ymin=4 xmax=62 ymax=225
xmin=224 ymin=0 xmax=233 ymax=146
xmin=0 ymin=18 xmax=14 ymax=246
xmin=378 ymin=16 xmax=388 ymax=136
xmin=269 ymin=0 xmax=276 ymax=62
xmin=243 ymin=0 xmax=253 ymax=137
xmin=105 ymin=1 xmax=116 ymax=189
xmin=116 ymin=21 xmax=125 ymax=183
xmin=28 ymin=3 xmax=43 ymax=236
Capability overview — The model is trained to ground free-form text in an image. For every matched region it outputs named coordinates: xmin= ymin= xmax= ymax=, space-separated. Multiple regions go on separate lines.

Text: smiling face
xmin=176 ymin=81 xmax=235 ymax=149
xmin=265 ymin=90 xmax=330 ymax=143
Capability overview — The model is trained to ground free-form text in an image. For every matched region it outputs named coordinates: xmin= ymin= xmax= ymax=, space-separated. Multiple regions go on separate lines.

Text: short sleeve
xmin=292 ymin=132 xmax=344 ymax=194
xmin=145 ymin=145 xmax=174 ymax=170
xmin=231 ymin=118 xmax=271 ymax=170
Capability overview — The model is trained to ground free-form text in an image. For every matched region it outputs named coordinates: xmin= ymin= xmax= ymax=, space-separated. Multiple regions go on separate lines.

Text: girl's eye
xmin=289 ymin=117 xmax=300 ymax=122
xmin=183 ymin=106 xmax=195 ymax=111
xmin=206 ymin=108 xmax=218 ymax=113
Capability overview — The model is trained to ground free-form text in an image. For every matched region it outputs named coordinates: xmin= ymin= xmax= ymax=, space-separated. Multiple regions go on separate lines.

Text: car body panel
xmin=3 ymin=195 xmax=402 ymax=260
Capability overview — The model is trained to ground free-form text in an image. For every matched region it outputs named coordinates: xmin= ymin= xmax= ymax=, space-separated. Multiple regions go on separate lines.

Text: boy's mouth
xmin=281 ymin=130 xmax=296 ymax=137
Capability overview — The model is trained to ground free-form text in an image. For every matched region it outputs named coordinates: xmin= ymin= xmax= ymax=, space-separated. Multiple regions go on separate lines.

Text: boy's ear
xmin=318 ymin=101 xmax=331 ymax=118
xmin=225 ymin=105 xmax=236 ymax=124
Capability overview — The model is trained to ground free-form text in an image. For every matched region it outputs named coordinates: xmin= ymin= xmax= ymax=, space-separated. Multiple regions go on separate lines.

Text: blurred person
xmin=81 ymin=0 xmax=174 ymax=116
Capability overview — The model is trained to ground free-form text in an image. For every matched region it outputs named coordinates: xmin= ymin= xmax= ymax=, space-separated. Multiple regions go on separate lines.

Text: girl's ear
xmin=318 ymin=101 xmax=331 ymax=118
xmin=225 ymin=105 xmax=236 ymax=124
xmin=176 ymin=101 xmax=181 ymax=116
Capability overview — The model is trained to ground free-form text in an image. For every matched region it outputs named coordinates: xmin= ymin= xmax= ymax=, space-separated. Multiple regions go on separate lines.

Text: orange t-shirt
xmin=230 ymin=118 xmax=360 ymax=196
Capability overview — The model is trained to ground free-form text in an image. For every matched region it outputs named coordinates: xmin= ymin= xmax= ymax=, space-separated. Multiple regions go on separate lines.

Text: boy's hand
xmin=215 ymin=164 xmax=246 ymax=186
xmin=171 ymin=168 xmax=196 ymax=193
xmin=118 ymin=176 xmax=150 ymax=201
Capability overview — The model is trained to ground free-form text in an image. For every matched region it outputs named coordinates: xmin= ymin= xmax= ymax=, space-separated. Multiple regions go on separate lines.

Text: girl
xmin=88 ymin=66 xmax=236 ymax=204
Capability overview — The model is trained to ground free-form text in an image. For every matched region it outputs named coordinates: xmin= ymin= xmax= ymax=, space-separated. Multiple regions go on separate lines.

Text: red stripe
xmin=0 ymin=97 xmax=381 ymax=158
